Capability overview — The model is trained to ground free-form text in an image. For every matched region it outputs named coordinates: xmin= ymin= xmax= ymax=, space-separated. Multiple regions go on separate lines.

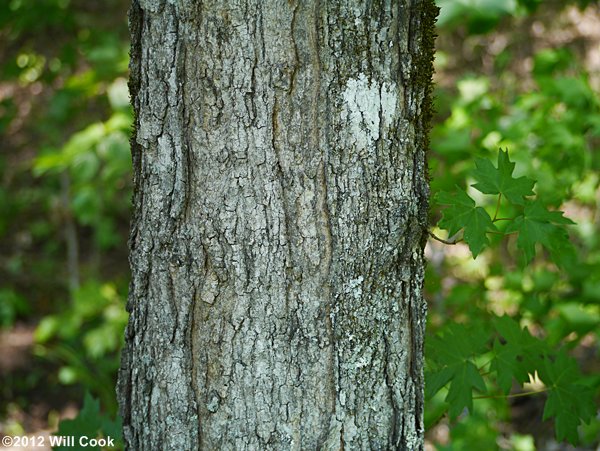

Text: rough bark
xmin=118 ymin=0 xmax=436 ymax=449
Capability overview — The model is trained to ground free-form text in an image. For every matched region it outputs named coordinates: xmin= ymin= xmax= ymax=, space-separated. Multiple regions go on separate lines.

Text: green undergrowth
xmin=426 ymin=2 xmax=600 ymax=446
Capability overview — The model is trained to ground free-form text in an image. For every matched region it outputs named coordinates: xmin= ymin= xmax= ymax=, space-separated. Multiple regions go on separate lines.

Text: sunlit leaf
xmin=472 ymin=149 xmax=535 ymax=205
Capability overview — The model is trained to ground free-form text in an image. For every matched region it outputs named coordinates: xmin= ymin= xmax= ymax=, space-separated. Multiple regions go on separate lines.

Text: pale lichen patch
xmin=341 ymin=73 xmax=397 ymax=151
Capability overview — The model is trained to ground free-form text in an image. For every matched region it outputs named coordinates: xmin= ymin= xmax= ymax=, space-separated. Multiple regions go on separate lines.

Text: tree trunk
xmin=118 ymin=0 xmax=436 ymax=449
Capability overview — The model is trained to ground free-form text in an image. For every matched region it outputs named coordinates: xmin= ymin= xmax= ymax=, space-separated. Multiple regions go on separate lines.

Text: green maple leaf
xmin=437 ymin=188 xmax=497 ymax=257
xmin=506 ymin=200 xmax=575 ymax=263
xmin=539 ymin=351 xmax=596 ymax=444
xmin=490 ymin=315 xmax=546 ymax=393
xmin=472 ymin=149 xmax=535 ymax=205
xmin=54 ymin=393 xmax=102 ymax=450
xmin=445 ymin=361 xmax=487 ymax=418
xmin=425 ymin=323 xmax=488 ymax=418
xmin=54 ymin=392 xmax=122 ymax=450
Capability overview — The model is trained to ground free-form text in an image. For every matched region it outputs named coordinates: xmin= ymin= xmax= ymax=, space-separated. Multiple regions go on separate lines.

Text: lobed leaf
xmin=426 ymin=323 xmax=489 ymax=417
xmin=472 ymin=149 xmax=535 ymax=205
xmin=539 ymin=351 xmax=596 ymax=444
xmin=490 ymin=315 xmax=546 ymax=393
xmin=437 ymin=187 xmax=497 ymax=256
xmin=506 ymin=200 xmax=574 ymax=264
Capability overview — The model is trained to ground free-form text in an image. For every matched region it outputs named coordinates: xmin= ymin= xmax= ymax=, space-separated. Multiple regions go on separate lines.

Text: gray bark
xmin=118 ymin=0 xmax=436 ymax=449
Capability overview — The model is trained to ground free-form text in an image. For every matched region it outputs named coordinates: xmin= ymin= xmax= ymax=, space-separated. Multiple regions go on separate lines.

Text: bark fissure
xmin=119 ymin=0 xmax=436 ymax=449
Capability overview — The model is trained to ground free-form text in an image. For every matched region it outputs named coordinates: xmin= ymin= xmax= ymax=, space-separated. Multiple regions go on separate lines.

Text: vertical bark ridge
xmin=119 ymin=0 xmax=436 ymax=449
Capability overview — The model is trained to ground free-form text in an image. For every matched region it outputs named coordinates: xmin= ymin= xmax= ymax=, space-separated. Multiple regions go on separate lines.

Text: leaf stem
xmin=493 ymin=193 xmax=502 ymax=221
xmin=493 ymin=217 xmax=515 ymax=222
xmin=473 ymin=388 xmax=548 ymax=400
xmin=486 ymin=229 xmax=518 ymax=236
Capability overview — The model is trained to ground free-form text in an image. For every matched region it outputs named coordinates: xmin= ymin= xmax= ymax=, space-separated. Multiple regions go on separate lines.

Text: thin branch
xmin=428 ymin=230 xmax=463 ymax=245
xmin=60 ymin=171 xmax=79 ymax=294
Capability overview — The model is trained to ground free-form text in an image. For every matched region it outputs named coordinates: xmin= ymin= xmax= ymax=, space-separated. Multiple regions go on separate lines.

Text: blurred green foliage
xmin=0 ymin=0 xmax=130 ymax=439
xmin=427 ymin=0 xmax=600 ymax=448
xmin=436 ymin=0 xmax=596 ymax=34
xmin=34 ymin=281 xmax=128 ymax=412
xmin=53 ymin=393 xmax=123 ymax=450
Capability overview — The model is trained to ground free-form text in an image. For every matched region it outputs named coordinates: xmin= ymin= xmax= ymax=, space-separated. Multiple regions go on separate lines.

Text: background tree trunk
xmin=118 ymin=0 xmax=436 ymax=449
